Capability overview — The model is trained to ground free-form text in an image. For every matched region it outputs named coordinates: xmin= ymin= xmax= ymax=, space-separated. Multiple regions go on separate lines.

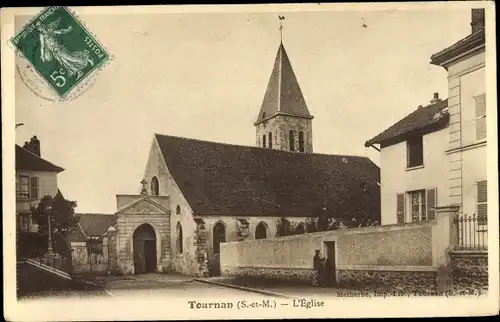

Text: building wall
xmin=445 ymin=51 xmax=486 ymax=214
xmin=16 ymin=170 xmax=59 ymax=232
xmin=380 ymin=130 xmax=448 ymax=225
xmin=255 ymin=115 xmax=313 ymax=153
xmin=140 ymin=137 xmax=313 ymax=276
xmin=115 ymin=195 xmax=171 ymax=275
xmin=142 ymin=138 xmax=199 ymax=275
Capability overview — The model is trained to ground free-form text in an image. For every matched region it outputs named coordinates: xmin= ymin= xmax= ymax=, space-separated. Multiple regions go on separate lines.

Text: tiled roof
xmin=67 ymin=223 xmax=87 ymax=243
xmin=365 ymin=99 xmax=449 ymax=147
xmin=15 ymin=145 xmax=64 ymax=173
xmin=255 ymin=43 xmax=313 ymax=124
xmin=155 ymin=134 xmax=380 ymax=221
xmin=430 ymin=28 xmax=485 ymax=66
xmin=75 ymin=214 xmax=117 ymax=237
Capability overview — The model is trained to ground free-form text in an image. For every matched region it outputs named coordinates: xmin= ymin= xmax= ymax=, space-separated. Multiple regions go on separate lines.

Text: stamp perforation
xmin=11 ymin=6 xmax=113 ymax=101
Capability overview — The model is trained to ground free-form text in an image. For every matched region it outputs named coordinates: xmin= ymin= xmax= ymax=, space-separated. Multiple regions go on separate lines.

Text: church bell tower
xmin=254 ymin=21 xmax=314 ymax=153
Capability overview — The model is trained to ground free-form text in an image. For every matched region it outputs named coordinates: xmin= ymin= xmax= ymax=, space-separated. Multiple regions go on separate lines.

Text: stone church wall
xmin=142 ymin=139 xmax=199 ymax=276
xmin=256 ymin=115 xmax=313 ymax=153
xmin=138 ymin=138 xmax=314 ymax=277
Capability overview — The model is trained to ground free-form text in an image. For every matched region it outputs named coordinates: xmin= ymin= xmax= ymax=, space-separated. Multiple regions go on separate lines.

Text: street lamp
xmin=46 ymin=205 xmax=53 ymax=256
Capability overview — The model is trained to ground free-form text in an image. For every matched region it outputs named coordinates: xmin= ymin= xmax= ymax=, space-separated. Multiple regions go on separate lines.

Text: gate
xmin=71 ymin=241 xmax=110 ymax=274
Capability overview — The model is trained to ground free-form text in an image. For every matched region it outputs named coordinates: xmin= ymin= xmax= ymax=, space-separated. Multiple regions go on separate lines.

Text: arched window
xmin=289 ymin=130 xmax=295 ymax=151
xmin=151 ymin=176 xmax=159 ymax=195
xmin=299 ymin=131 xmax=304 ymax=152
xmin=262 ymin=134 xmax=266 ymax=148
xmin=176 ymin=222 xmax=183 ymax=254
xmin=268 ymin=132 xmax=272 ymax=148
xmin=213 ymin=222 xmax=226 ymax=254
xmin=295 ymin=223 xmax=305 ymax=234
xmin=176 ymin=205 xmax=181 ymax=215
xmin=255 ymin=222 xmax=268 ymax=239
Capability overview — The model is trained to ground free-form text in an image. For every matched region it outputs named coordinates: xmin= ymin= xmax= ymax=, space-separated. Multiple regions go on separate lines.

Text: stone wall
xmin=255 ymin=115 xmax=313 ymax=153
xmin=221 ymin=221 xmax=435 ymax=270
xmin=337 ymin=269 xmax=438 ymax=293
xmin=221 ymin=208 xmax=460 ymax=291
xmin=449 ymin=251 xmax=488 ymax=291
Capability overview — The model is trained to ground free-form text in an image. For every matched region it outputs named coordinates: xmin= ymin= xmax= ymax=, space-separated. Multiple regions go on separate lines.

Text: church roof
xmin=155 ymin=134 xmax=380 ymax=220
xmin=255 ymin=43 xmax=313 ymax=125
xmin=15 ymin=144 xmax=64 ymax=173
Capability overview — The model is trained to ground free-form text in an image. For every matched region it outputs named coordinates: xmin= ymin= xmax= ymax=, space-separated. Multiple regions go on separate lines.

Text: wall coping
xmin=223 ymin=265 xmax=312 ymax=270
xmin=435 ymin=205 xmax=461 ymax=213
xmin=337 ymin=265 xmax=437 ymax=272
xmin=449 ymin=250 xmax=488 ymax=256
xmin=224 ymin=220 xmax=434 ymax=245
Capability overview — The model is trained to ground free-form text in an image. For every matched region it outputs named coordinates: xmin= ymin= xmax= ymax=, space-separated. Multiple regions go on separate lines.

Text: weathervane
xmin=279 ymin=15 xmax=285 ymax=43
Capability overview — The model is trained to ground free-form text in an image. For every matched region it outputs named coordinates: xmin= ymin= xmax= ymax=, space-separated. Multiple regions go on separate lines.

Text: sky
xmin=15 ymin=6 xmax=473 ymax=213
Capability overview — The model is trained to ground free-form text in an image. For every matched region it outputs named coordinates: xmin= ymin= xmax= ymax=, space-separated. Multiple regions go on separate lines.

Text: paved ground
xmin=19 ymin=273 xmax=274 ymax=301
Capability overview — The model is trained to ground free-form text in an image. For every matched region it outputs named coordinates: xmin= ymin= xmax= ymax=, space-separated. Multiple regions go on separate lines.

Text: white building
xmin=16 ymin=136 xmax=64 ymax=232
xmin=365 ymin=9 xmax=487 ymax=247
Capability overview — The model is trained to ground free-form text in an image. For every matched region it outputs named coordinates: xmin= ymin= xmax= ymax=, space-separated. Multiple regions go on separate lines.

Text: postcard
xmin=2 ymin=2 xmax=498 ymax=320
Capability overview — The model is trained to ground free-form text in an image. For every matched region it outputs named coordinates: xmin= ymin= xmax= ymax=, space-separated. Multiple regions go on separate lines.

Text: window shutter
xmin=476 ymin=117 xmax=486 ymax=140
xmin=475 ymin=94 xmax=486 ymax=117
xmin=475 ymin=94 xmax=486 ymax=140
xmin=426 ymin=188 xmax=437 ymax=220
xmin=396 ymin=193 xmax=405 ymax=223
xmin=477 ymin=180 xmax=487 ymax=224
xmin=477 ymin=180 xmax=487 ymax=203
xmin=30 ymin=177 xmax=39 ymax=199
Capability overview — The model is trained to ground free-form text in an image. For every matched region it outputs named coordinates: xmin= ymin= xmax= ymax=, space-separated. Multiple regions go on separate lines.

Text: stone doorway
xmin=133 ymin=223 xmax=157 ymax=274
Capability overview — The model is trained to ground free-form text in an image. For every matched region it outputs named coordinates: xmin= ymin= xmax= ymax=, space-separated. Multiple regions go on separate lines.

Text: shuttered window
xmin=409 ymin=190 xmax=426 ymax=222
xmin=477 ymin=180 xmax=487 ymax=225
xmin=269 ymin=132 xmax=273 ymax=148
xmin=17 ymin=176 xmax=30 ymax=199
xmin=426 ymin=188 xmax=437 ymax=220
xmin=475 ymin=93 xmax=486 ymax=140
xmin=396 ymin=193 xmax=405 ymax=223
xmin=30 ymin=177 xmax=39 ymax=199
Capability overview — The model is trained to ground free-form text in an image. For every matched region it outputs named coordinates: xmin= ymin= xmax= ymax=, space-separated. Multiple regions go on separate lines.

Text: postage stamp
xmin=11 ymin=6 xmax=109 ymax=99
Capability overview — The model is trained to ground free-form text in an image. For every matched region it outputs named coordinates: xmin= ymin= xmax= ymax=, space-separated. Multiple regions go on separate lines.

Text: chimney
xmin=430 ymin=92 xmax=441 ymax=104
xmin=471 ymin=8 xmax=485 ymax=33
xmin=23 ymin=136 xmax=41 ymax=157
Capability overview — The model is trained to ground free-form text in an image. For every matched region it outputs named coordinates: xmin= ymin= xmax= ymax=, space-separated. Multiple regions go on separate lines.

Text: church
xmin=112 ymin=40 xmax=381 ymax=277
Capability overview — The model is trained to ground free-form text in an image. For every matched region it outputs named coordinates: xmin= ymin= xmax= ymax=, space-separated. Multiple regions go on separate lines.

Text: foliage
xmin=31 ymin=192 xmax=78 ymax=235
xmin=275 ymin=217 xmax=293 ymax=237
xmin=30 ymin=191 xmax=78 ymax=256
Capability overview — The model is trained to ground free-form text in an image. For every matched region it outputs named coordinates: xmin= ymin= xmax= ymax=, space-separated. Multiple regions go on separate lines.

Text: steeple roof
xmin=255 ymin=43 xmax=313 ymax=124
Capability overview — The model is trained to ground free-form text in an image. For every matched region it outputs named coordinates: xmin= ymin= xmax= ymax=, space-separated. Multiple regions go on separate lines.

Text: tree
xmin=30 ymin=191 xmax=78 ymax=255
xmin=275 ymin=217 xmax=293 ymax=237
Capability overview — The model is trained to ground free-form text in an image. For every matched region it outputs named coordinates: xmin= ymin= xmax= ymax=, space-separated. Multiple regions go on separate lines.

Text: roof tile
xmin=155 ymin=134 xmax=380 ymax=221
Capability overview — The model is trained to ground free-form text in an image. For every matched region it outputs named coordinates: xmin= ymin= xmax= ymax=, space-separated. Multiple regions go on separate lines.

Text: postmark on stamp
xmin=11 ymin=6 xmax=110 ymax=99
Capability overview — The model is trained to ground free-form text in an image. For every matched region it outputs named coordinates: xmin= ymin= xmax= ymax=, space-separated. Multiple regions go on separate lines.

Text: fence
xmin=71 ymin=242 xmax=110 ymax=274
xmin=454 ymin=214 xmax=488 ymax=250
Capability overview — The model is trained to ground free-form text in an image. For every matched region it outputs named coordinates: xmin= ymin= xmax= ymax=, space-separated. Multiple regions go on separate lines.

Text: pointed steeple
xmin=254 ymin=43 xmax=313 ymax=125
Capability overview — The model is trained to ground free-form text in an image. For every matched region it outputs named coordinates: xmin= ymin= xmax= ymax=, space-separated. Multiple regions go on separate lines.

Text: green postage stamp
xmin=11 ymin=6 xmax=110 ymax=98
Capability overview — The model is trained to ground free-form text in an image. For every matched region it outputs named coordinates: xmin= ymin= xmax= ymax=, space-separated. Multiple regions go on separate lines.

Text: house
xmin=365 ymin=9 xmax=487 ymax=247
xmin=113 ymin=39 xmax=381 ymax=276
xmin=16 ymin=136 xmax=64 ymax=232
